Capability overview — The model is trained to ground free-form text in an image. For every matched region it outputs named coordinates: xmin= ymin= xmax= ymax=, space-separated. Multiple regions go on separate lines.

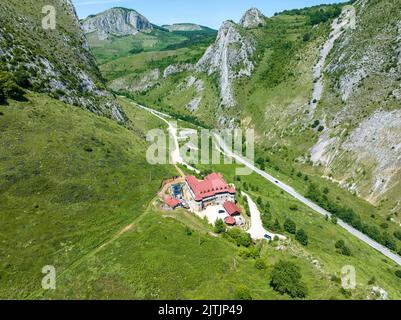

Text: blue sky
xmin=72 ymin=0 xmax=348 ymax=29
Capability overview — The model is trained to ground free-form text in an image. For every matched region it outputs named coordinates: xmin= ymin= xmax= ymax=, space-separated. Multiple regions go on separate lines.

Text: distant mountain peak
xmin=81 ymin=7 xmax=153 ymax=40
xmin=162 ymin=23 xmax=203 ymax=32
xmin=239 ymin=8 xmax=266 ymax=28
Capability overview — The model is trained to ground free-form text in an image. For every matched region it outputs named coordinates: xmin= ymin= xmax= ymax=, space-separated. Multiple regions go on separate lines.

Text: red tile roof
xmin=186 ymin=173 xmax=236 ymax=202
xmin=224 ymin=216 xmax=236 ymax=226
xmin=224 ymin=201 xmax=241 ymax=216
xmin=165 ymin=197 xmax=182 ymax=208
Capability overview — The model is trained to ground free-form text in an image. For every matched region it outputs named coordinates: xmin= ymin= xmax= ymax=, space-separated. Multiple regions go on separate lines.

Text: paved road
xmin=128 ymin=99 xmax=401 ymax=266
xmin=214 ymin=134 xmax=401 ymax=266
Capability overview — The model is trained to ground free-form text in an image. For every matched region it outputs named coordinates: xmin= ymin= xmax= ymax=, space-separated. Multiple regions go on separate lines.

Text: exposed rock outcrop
xmin=81 ymin=7 xmax=153 ymax=40
xmin=310 ymin=1 xmax=401 ymax=203
xmin=239 ymin=8 xmax=266 ymax=28
xmin=310 ymin=6 xmax=356 ymax=114
xmin=196 ymin=20 xmax=255 ymax=107
xmin=163 ymin=64 xmax=194 ymax=78
xmin=0 ymin=0 xmax=126 ymax=122
xmin=109 ymin=69 xmax=160 ymax=93
xmin=311 ymin=110 xmax=401 ymax=204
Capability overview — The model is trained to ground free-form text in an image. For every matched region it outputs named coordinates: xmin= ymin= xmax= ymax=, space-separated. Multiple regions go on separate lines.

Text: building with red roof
xmin=185 ymin=173 xmax=236 ymax=211
xmin=223 ymin=201 xmax=241 ymax=216
xmin=224 ymin=216 xmax=237 ymax=226
xmin=165 ymin=197 xmax=182 ymax=209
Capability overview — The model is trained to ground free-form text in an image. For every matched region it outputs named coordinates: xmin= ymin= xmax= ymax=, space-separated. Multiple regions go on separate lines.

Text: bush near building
xmin=270 ymin=260 xmax=308 ymax=298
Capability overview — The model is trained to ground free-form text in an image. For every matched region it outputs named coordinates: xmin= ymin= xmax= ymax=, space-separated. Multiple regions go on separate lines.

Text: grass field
xmin=0 ymin=93 xmax=175 ymax=299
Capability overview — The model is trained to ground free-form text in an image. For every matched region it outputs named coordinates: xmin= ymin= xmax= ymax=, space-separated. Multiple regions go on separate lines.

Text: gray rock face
xmin=163 ymin=63 xmax=194 ymax=78
xmin=81 ymin=7 xmax=153 ymax=40
xmin=309 ymin=2 xmax=401 ymax=203
xmin=239 ymin=8 xmax=266 ymax=28
xmin=109 ymin=69 xmax=160 ymax=93
xmin=311 ymin=110 xmax=401 ymax=204
xmin=342 ymin=110 xmax=401 ymax=203
xmin=196 ymin=20 xmax=255 ymax=107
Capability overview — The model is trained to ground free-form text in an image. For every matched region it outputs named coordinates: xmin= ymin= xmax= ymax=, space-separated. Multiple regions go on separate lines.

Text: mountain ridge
xmin=81 ymin=7 xmax=153 ymax=40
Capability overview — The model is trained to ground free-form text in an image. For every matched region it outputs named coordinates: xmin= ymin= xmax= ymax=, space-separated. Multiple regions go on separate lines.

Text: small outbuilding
xmin=224 ymin=216 xmax=237 ymax=226
xmin=223 ymin=201 xmax=241 ymax=216
xmin=165 ymin=197 xmax=182 ymax=209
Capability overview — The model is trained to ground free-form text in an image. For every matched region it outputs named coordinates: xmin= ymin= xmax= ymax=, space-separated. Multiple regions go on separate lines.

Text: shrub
xmin=394 ymin=231 xmax=401 ymax=241
xmin=289 ymin=204 xmax=298 ymax=211
xmin=214 ymin=219 xmax=226 ymax=234
xmin=255 ymin=258 xmax=266 ymax=270
xmin=14 ymin=69 xmax=31 ymax=88
xmin=296 ymin=229 xmax=309 ymax=246
xmin=330 ymin=275 xmax=341 ymax=284
xmin=185 ymin=227 xmax=193 ymax=236
xmin=0 ymin=88 xmax=5 ymax=105
xmin=312 ymin=120 xmax=320 ymax=128
xmin=303 ymin=33 xmax=311 ymax=42
xmin=335 ymin=240 xmax=351 ymax=256
xmin=368 ymin=277 xmax=376 ymax=285
xmin=284 ymin=219 xmax=297 ymax=235
xmin=335 ymin=240 xmax=345 ymax=249
xmin=227 ymin=228 xmax=252 ymax=247
xmin=234 ymin=285 xmax=252 ymax=300
xmin=269 ymin=219 xmax=281 ymax=232
xmin=395 ymin=270 xmax=401 ymax=279
xmin=340 ymin=246 xmax=352 ymax=256
xmin=0 ymin=71 xmax=25 ymax=102
xmin=270 ymin=260 xmax=308 ymax=298
xmin=340 ymin=288 xmax=352 ymax=298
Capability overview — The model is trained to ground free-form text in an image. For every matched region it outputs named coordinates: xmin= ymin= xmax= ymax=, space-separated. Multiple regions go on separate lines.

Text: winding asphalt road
xmin=214 ymin=134 xmax=401 ymax=266
xmin=128 ymin=99 xmax=401 ymax=266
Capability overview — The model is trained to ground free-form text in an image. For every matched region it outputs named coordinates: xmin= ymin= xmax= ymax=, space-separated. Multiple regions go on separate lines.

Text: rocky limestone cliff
xmin=239 ymin=8 xmax=266 ymax=28
xmin=0 ymin=0 xmax=126 ymax=122
xmin=81 ymin=7 xmax=153 ymax=40
xmin=196 ymin=20 xmax=255 ymax=107
xmin=310 ymin=0 xmax=401 ymax=204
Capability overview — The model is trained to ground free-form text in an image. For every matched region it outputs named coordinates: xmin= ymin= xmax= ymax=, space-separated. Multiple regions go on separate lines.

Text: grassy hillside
xmin=88 ymin=29 xmax=187 ymax=65
xmin=28 ymin=107 xmax=401 ymax=300
xmin=0 ymin=93 xmax=174 ymax=298
xmin=1 ymin=91 xmax=400 ymax=300
xmin=88 ymin=26 xmax=217 ymax=65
